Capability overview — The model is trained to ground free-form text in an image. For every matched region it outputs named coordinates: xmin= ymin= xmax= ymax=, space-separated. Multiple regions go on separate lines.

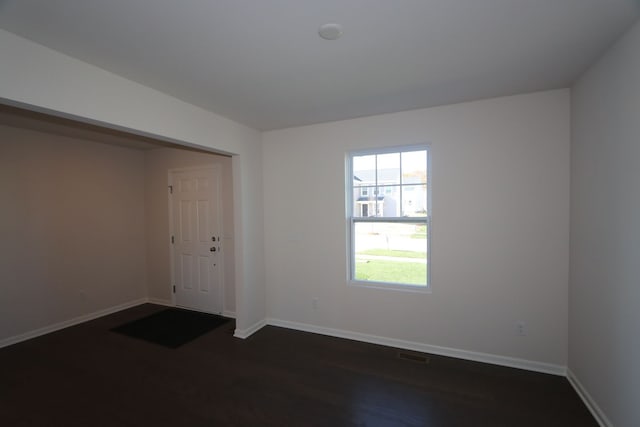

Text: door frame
xmin=167 ymin=165 xmax=224 ymax=314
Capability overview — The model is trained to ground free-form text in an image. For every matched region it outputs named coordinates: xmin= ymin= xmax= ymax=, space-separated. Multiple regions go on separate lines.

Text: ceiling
xmin=0 ymin=1 xmax=638 ymax=131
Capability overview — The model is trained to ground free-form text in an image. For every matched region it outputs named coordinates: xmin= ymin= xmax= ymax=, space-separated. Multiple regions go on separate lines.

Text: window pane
xmin=377 ymin=152 xmax=400 ymax=186
xmin=401 ymin=185 xmax=427 ymax=216
xmin=353 ymin=154 xmax=376 ymax=186
xmin=353 ymin=186 xmax=377 ymax=217
xmin=374 ymin=185 xmax=399 ymax=217
xmin=401 ymin=150 xmax=427 ymax=184
xmin=353 ymin=221 xmax=427 ymax=286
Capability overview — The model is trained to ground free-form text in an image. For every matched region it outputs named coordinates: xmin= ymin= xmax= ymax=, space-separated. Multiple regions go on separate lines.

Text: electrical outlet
xmin=312 ymin=298 xmax=319 ymax=310
xmin=516 ymin=321 xmax=526 ymax=336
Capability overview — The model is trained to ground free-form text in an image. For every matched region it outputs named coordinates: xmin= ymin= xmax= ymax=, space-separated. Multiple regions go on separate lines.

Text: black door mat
xmin=111 ymin=308 xmax=230 ymax=348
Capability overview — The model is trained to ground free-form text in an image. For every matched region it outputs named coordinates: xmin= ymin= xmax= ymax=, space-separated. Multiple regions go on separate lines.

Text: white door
xmin=169 ymin=166 xmax=222 ymax=314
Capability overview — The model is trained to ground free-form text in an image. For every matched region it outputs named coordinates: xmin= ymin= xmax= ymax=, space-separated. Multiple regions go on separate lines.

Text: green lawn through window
xmin=354 ymin=259 xmax=427 ymax=286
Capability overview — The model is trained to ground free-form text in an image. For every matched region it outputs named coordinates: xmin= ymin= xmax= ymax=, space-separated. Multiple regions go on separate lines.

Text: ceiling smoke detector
xmin=318 ymin=23 xmax=343 ymax=40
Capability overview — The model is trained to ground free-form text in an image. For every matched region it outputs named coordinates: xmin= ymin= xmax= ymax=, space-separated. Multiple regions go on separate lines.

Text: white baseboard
xmin=567 ymin=369 xmax=612 ymax=427
xmin=0 ymin=302 xmax=567 ymax=378
xmin=223 ymin=310 xmax=236 ymax=319
xmin=147 ymin=297 xmax=173 ymax=307
xmin=266 ymin=317 xmax=566 ymax=376
xmin=234 ymin=319 xmax=267 ymax=339
xmin=0 ymin=298 xmax=148 ymax=349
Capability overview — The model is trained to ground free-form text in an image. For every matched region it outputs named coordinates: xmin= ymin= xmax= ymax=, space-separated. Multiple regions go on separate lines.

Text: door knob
xmin=210 ymin=247 xmax=216 ymax=252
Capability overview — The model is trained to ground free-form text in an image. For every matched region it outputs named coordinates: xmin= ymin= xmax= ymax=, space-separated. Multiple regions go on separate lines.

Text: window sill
xmin=348 ymin=279 xmax=432 ymax=294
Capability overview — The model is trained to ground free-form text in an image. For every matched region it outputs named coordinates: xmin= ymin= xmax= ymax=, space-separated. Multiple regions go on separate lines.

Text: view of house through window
xmin=349 ymin=146 xmax=430 ymax=288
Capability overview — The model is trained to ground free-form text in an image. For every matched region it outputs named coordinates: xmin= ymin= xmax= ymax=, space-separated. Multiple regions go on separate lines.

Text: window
xmin=348 ymin=146 xmax=430 ymax=289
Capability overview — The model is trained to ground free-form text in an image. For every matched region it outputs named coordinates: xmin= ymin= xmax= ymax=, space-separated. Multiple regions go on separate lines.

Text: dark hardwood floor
xmin=0 ymin=304 xmax=597 ymax=426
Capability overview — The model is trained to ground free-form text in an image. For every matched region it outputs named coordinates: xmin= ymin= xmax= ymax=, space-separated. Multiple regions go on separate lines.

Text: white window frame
xmin=347 ymin=144 xmax=431 ymax=292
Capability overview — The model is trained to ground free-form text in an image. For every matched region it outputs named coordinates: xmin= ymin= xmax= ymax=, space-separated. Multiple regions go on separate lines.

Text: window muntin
xmin=348 ymin=146 xmax=430 ymax=289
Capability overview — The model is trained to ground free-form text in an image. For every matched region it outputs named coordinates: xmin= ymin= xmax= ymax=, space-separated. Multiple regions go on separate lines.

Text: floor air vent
xmin=397 ymin=351 xmax=430 ymax=364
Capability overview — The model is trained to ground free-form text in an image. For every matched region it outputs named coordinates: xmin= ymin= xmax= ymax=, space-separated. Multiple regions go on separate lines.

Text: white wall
xmin=144 ymin=148 xmax=235 ymax=314
xmin=0 ymin=29 xmax=265 ymax=332
xmin=570 ymin=20 xmax=640 ymax=427
xmin=0 ymin=124 xmax=147 ymax=340
xmin=263 ymin=90 xmax=570 ymax=367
